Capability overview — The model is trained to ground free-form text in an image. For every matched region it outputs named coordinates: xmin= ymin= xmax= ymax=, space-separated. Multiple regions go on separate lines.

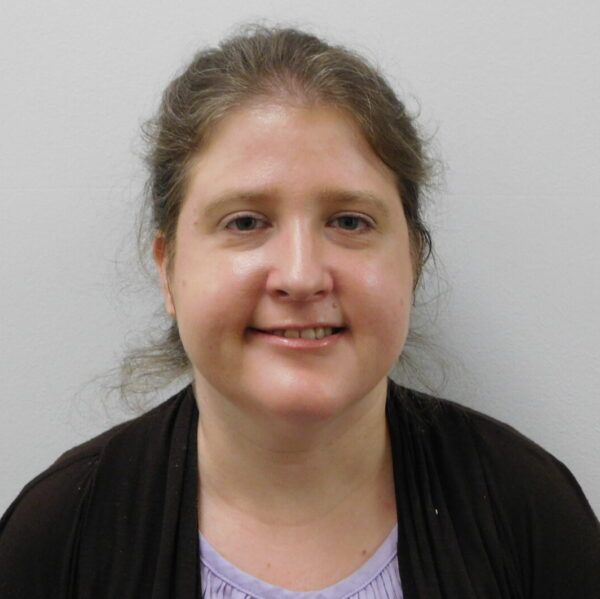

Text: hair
xmin=101 ymin=22 xmax=443 ymax=414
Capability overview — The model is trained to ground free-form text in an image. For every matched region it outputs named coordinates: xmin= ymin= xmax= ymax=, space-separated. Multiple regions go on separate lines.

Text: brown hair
xmin=114 ymin=22 xmax=438 ymax=409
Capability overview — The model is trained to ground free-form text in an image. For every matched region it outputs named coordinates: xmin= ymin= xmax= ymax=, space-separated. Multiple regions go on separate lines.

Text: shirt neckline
xmin=198 ymin=523 xmax=398 ymax=599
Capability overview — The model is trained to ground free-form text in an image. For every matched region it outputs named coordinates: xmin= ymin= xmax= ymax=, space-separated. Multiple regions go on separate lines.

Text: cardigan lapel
xmin=387 ymin=378 xmax=449 ymax=599
xmin=77 ymin=385 xmax=200 ymax=599
xmin=386 ymin=378 xmax=517 ymax=599
xmin=151 ymin=385 xmax=200 ymax=598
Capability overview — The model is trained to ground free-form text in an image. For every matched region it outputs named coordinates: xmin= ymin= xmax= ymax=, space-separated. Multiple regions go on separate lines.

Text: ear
xmin=152 ymin=233 xmax=176 ymax=317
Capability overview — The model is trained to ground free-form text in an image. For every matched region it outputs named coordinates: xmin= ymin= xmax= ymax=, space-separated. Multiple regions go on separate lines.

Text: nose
xmin=265 ymin=220 xmax=334 ymax=302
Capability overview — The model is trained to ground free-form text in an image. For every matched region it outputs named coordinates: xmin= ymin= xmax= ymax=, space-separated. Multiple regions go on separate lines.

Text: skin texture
xmin=153 ymin=101 xmax=414 ymax=589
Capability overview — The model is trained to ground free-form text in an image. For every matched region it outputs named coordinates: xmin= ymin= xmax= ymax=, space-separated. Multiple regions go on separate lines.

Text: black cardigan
xmin=1 ymin=379 xmax=599 ymax=598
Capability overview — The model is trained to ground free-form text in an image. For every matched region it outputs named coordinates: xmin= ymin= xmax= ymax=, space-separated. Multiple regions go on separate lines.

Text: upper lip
xmin=253 ymin=323 xmax=346 ymax=332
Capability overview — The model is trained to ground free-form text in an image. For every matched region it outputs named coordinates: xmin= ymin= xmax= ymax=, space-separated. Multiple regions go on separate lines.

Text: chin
xmin=246 ymin=377 xmax=370 ymax=423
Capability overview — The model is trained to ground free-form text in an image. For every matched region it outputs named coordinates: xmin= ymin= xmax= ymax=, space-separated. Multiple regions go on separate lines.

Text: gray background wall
xmin=1 ymin=1 xmax=599 ymax=516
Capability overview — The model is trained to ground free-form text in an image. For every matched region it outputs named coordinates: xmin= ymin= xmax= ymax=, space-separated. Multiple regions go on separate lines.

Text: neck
xmin=194 ymin=377 xmax=394 ymax=530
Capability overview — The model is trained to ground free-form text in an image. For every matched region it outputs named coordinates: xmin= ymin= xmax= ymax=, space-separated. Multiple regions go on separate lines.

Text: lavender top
xmin=199 ymin=523 xmax=402 ymax=598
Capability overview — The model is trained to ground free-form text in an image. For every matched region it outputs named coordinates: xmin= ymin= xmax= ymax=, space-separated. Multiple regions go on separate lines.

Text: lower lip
xmin=247 ymin=328 xmax=347 ymax=349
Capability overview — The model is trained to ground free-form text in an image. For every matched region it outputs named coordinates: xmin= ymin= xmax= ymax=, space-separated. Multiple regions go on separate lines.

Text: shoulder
xmin=0 ymin=385 xmax=192 ymax=597
xmin=390 ymin=380 xmax=597 ymax=514
xmin=388 ymin=379 xmax=588 ymax=493
xmin=53 ymin=384 xmax=192 ymax=469
xmin=388 ymin=380 xmax=600 ymax=592
xmin=2 ymin=384 xmax=192 ymax=517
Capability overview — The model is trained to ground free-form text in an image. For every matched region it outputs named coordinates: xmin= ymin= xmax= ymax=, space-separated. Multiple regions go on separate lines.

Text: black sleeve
xmin=472 ymin=415 xmax=600 ymax=598
xmin=0 ymin=457 xmax=97 ymax=599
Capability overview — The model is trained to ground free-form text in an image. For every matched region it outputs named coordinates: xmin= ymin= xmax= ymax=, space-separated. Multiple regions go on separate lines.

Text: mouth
xmin=246 ymin=326 xmax=348 ymax=349
xmin=249 ymin=327 xmax=347 ymax=339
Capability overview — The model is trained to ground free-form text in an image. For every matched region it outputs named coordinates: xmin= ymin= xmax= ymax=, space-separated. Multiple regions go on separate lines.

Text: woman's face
xmin=154 ymin=102 xmax=414 ymax=424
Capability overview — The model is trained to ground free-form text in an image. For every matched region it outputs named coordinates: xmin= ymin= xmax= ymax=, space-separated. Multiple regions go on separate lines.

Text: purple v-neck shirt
xmin=198 ymin=523 xmax=402 ymax=598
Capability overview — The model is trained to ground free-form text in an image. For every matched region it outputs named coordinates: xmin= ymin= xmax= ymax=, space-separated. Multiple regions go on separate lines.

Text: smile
xmin=259 ymin=327 xmax=344 ymax=339
xmin=247 ymin=327 xmax=347 ymax=349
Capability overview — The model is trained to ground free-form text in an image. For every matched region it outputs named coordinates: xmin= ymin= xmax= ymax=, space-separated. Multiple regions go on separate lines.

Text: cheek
xmin=352 ymin=254 xmax=413 ymax=345
xmin=172 ymin=252 xmax=260 ymax=337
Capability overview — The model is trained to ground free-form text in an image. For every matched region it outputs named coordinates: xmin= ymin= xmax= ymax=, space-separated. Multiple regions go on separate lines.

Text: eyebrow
xmin=201 ymin=188 xmax=393 ymax=219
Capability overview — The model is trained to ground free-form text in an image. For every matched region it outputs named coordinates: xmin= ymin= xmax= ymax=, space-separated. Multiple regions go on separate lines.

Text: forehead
xmin=186 ymin=101 xmax=398 ymax=196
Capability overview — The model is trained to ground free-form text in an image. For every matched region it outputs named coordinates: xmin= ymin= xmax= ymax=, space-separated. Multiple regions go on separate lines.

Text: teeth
xmin=301 ymin=329 xmax=317 ymax=340
xmin=271 ymin=327 xmax=334 ymax=339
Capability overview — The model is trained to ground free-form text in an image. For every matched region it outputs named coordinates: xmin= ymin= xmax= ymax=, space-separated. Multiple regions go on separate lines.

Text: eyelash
xmin=223 ymin=213 xmax=375 ymax=234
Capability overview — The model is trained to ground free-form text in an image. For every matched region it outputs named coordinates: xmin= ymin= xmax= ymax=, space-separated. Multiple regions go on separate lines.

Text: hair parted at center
xmin=115 ymin=22 xmax=437 ymax=408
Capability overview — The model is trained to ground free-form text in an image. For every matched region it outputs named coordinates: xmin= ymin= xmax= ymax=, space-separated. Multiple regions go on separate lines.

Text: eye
xmin=222 ymin=213 xmax=374 ymax=234
xmin=223 ymin=214 xmax=268 ymax=232
xmin=330 ymin=214 xmax=374 ymax=232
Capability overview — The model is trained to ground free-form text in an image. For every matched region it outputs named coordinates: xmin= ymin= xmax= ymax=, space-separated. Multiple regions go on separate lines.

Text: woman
xmin=1 ymin=24 xmax=598 ymax=598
